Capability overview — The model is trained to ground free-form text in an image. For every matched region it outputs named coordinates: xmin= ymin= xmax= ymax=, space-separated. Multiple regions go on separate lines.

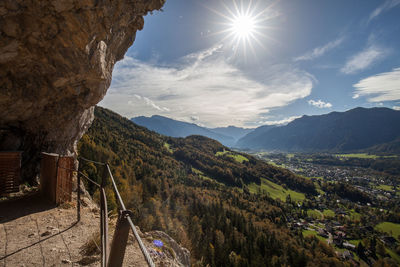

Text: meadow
xmin=248 ymin=178 xmax=305 ymax=202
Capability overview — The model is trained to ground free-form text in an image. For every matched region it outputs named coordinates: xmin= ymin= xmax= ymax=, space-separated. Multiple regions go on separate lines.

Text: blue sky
xmin=100 ymin=0 xmax=400 ymax=127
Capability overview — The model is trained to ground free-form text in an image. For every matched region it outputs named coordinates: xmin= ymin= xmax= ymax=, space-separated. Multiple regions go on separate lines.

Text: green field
xmin=216 ymin=150 xmax=249 ymax=163
xmin=248 ymin=178 xmax=305 ymax=202
xmin=336 ymin=153 xmax=398 ymax=159
xmin=322 ymin=209 xmax=335 ymax=218
xmin=307 ymin=209 xmax=323 ymax=219
xmin=191 ymin=168 xmax=224 ymax=186
xmin=215 ymin=150 xmax=229 ymax=156
xmin=348 ymin=209 xmax=362 ymax=221
xmin=336 ymin=153 xmax=379 ymax=159
xmin=163 ymin=142 xmax=173 ymax=153
xmin=266 ymin=160 xmax=280 ymax=167
xmin=375 ymin=222 xmax=400 ymax=240
xmin=387 ymin=248 xmax=400 ymax=264
xmin=302 ymin=230 xmax=326 ymax=242
xmin=376 ymin=184 xmax=394 ymax=192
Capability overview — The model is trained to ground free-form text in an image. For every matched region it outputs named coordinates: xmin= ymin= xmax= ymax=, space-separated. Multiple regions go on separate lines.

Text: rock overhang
xmin=0 ymin=0 xmax=165 ymax=182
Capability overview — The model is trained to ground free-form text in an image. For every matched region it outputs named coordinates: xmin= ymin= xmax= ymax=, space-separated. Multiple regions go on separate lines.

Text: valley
xmin=245 ymin=150 xmax=400 ymax=264
xmin=78 ymin=107 xmax=400 ymax=266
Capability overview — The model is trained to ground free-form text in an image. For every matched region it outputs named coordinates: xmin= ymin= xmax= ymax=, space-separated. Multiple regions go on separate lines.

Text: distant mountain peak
xmin=237 ymin=107 xmax=400 ymax=153
xmin=131 ymin=115 xmax=253 ymax=147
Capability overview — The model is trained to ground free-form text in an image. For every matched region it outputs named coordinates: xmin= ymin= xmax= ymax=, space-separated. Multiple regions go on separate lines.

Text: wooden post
xmin=107 ymin=211 xmax=131 ymax=267
xmin=77 ymin=172 xmax=81 ymax=221
xmin=40 ymin=153 xmax=74 ymax=205
xmin=56 ymin=156 xmax=74 ymax=204
xmin=40 ymin=152 xmax=59 ymax=203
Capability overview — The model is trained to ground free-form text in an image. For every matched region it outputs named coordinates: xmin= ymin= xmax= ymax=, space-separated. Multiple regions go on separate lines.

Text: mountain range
xmin=237 ymin=107 xmax=400 ymax=153
xmin=133 ymin=107 xmax=400 ymax=154
xmin=132 ymin=115 xmax=252 ymax=146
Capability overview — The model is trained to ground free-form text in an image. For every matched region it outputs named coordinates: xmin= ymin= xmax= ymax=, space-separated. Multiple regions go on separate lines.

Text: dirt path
xmin=0 ymin=191 xmax=145 ymax=266
xmin=0 ymin=190 xmax=184 ymax=266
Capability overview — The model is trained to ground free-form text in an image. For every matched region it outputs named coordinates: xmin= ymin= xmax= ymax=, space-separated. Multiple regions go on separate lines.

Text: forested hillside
xmin=78 ymin=107 xmax=348 ymax=266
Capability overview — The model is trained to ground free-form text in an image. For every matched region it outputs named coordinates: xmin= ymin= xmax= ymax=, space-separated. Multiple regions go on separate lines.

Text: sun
xmin=206 ymin=0 xmax=278 ymax=59
xmin=230 ymin=14 xmax=256 ymax=39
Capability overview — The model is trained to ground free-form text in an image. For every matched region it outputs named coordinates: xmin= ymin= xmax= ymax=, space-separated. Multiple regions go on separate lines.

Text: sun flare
xmin=231 ymin=14 xmax=256 ymax=39
xmin=206 ymin=0 xmax=278 ymax=59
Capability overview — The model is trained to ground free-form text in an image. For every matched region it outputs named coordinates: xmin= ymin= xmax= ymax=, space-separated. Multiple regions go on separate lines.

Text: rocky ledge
xmin=0 ymin=0 xmax=164 ymax=182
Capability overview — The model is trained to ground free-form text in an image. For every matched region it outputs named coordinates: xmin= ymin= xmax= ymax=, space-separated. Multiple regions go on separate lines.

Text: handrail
xmin=77 ymin=158 xmax=155 ymax=267
xmin=106 ymin=164 xmax=126 ymax=210
xmin=79 ymin=156 xmax=107 ymax=166
xmin=106 ymin=164 xmax=155 ymax=267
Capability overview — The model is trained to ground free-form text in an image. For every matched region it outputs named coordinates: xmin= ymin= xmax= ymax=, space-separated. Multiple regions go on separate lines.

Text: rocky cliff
xmin=0 ymin=0 xmax=165 ymax=182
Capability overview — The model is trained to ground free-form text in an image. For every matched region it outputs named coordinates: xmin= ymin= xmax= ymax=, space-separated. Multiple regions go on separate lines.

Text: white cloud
xmin=100 ymin=45 xmax=314 ymax=127
xmin=352 ymin=67 xmax=400 ymax=102
xmin=129 ymin=94 xmax=170 ymax=112
xmin=369 ymin=0 xmax=400 ymax=22
xmin=261 ymin=116 xmax=301 ymax=126
xmin=190 ymin=116 xmax=199 ymax=122
xmin=341 ymin=45 xmax=387 ymax=74
xmin=393 ymin=106 xmax=400 ymax=111
xmin=308 ymin=99 xmax=332 ymax=108
xmin=295 ymin=37 xmax=344 ymax=61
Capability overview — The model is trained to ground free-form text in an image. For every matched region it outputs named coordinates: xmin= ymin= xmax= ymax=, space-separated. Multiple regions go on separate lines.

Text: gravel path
xmin=0 ymin=191 xmax=150 ymax=266
xmin=0 ymin=190 xmax=185 ymax=266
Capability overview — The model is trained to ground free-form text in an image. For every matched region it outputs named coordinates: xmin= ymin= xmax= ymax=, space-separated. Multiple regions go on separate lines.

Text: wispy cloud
xmin=129 ymin=95 xmax=170 ymax=112
xmin=294 ymin=37 xmax=344 ymax=61
xmin=352 ymin=67 xmax=400 ymax=102
xmin=261 ymin=116 xmax=301 ymax=126
xmin=308 ymin=99 xmax=332 ymax=108
xmin=341 ymin=44 xmax=387 ymax=74
xmin=369 ymin=0 xmax=400 ymax=22
xmin=100 ymin=45 xmax=314 ymax=127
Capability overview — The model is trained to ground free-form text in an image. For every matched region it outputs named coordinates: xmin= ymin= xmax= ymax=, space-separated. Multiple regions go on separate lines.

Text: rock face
xmin=0 ymin=0 xmax=165 ymax=182
xmin=142 ymin=230 xmax=191 ymax=267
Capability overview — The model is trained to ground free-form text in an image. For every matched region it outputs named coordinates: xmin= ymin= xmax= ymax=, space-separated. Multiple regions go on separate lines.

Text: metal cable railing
xmin=77 ymin=157 xmax=155 ymax=267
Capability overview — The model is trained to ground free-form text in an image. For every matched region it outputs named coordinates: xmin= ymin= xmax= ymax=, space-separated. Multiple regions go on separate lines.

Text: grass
xmin=336 ymin=153 xmax=379 ymax=159
xmin=302 ymin=230 xmax=326 ymax=242
xmin=348 ymin=209 xmax=362 ymax=221
xmin=191 ymin=168 xmax=224 ymax=186
xmin=215 ymin=150 xmax=249 ymax=163
xmin=286 ymin=153 xmax=295 ymax=159
xmin=307 ymin=209 xmax=323 ymax=219
xmin=376 ymin=184 xmax=394 ymax=192
xmin=336 ymin=153 xmax=398 ymax=159
xmin=322 ymin=209 xmax=335 ymax=218
xmin=266 ymin=160 xmax=280 ymax=167
xmin=80 ymin=231 xmax=101 ymax=256
xmin=375 ymin=222 xmax=400 ymax=240
xmin=248 ymin=178 xmax=305 ymax=202
xmin=163 ymin=142 xmax=173 ymax=153
xmin=215 ymin=150 xmax=229 ymax=156
xmin=312 ymin=180 xmax=326 ymax=195
xmin=386 ymin=248 xmax=400 ymax=264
